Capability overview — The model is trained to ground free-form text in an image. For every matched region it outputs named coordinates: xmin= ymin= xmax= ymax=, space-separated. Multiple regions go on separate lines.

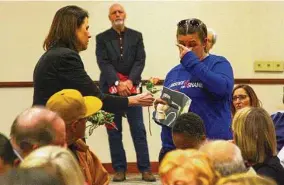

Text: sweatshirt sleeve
xmin=180 ymin=51 xmax=234 ymax=97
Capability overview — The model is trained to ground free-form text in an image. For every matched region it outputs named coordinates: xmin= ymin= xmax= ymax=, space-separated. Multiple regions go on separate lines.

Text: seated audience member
xmin=271 ymin=95 xmax=284 ymax=152
xmin=20 ymin=145 xmax=85 ymax=185
xmin=46 ymin=89 xmax=109 ymax=185
xmin=0 ymin=168 xmax=63 ymax=185
xmin=9 ymin=107 xmax=66 ymax=159
xmin=0 ymin=133 xmax=18 ymax=173
xmin=216 ymin=173 xmax=277 ymax=185
xmin=159 ymin=149 xmax=219 ymax=185
xmin=232 ymin=107 xmax=284 ymax=184
xmin=199 ymin=140 xmax=248 ymax=177
xmin=231 ymin=84 xmax=261 ymax=116
xmin=206 ymin=28 xmax=217 ymax=53
xmin=172 ymin=112 xmax=206 ymax=149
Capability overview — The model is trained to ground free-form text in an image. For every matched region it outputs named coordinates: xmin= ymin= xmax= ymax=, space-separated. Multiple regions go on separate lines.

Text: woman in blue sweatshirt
xmin=157 ymin=18 xmax=234 ymax=162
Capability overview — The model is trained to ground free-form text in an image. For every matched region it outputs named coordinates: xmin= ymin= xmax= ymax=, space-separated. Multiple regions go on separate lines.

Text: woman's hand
xmin=176 ymin=43 xmax=192 ymax=58
xmin=128 ymin=92 xmax=155 ymax=106
xmin=154 ymin=98 xmax=168 ymax=110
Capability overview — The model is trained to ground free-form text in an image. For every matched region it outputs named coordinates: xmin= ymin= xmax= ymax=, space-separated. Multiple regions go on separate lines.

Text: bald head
xmin=108 ymin=3 xmax=126 ymax=32
xmin=109 ymin=4 xmax=125 ymax=15
xmin=199 ymin=140 xmax=246 ymax=176
xmin=10 ymin=107 xmax=66 ymax=157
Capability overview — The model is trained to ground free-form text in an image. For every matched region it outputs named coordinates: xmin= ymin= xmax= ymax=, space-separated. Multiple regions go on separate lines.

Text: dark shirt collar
xmin=111 ymin=27 xmax=128 ymax=36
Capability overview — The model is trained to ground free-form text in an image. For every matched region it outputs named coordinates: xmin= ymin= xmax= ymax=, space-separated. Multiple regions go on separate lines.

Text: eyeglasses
xmin=232 ymin=95 xmax=248 ymax=102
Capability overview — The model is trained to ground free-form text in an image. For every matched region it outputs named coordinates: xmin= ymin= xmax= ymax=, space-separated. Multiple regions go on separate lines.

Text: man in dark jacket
xmin=95 ymin=3 xmax=155 ymax=182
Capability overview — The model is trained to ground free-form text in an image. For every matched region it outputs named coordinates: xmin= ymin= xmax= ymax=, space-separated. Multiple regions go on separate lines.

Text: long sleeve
xmin=128 ymin=33 xmax=146 ymax=83
xmin=58 ymin=51 xmax=128 ymax=113
xmin=89 ymin=150 xmax=110 ymax=185
xmin=180 ymin=51 xmax=234 ymax=97
xmin=74 ymin=139 xmax=110 ymax=185
xmin=96 ymin=34 xmax=118 ymax=86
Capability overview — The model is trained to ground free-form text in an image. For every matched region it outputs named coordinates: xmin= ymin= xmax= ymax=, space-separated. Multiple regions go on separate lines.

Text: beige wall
xmin=0 ymin=1 xmax=284 ymax=162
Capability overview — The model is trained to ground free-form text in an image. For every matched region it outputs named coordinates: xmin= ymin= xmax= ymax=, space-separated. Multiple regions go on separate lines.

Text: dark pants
xmin=106 ymin=106 xmax=151 ymax=172
xmin=159 ymin=147 xmax=175 ymax=163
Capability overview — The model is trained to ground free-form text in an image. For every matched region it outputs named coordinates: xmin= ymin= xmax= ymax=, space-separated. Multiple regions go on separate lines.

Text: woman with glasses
xmin=231 ymin=84 xmax=261 ymax=116
xmin=155 ymin=18 xmax=234 ymax=162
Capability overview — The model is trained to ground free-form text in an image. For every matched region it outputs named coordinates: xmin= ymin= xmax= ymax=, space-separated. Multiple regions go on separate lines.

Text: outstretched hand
xmin=154 ymin=98 xmax=168 ymax=110
xmin=128 ymin=92 xmax=155 ymax=107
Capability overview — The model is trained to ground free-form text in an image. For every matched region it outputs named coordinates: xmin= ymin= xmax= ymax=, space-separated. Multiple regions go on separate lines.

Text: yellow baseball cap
xmin=46 ymin=89 xmax=103 ymax=124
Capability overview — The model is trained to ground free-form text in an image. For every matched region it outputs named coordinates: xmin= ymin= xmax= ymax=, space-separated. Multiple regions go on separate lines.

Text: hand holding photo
xmin=153 ymin=86 xmax=191 ymax=127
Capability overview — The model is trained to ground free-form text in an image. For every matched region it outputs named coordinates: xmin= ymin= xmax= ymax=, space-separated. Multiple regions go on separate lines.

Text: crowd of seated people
xmin=158 ymin=84 xmax=284 ymax=185
xmin=2 ymin=84 xmax=283 ymax=185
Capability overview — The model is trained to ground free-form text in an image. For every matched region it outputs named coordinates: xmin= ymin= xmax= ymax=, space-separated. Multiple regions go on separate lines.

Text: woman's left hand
xmin=176 ymin=43 xmax=192 ymax=58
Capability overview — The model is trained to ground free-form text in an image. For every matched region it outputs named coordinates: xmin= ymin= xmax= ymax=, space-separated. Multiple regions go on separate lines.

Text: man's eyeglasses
xmin=232 ymin=95 xmax=248 ymax=102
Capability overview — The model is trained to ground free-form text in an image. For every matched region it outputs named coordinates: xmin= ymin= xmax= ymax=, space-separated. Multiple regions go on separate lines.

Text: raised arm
xmin=181 ymin=51 xmax=234 ymax=97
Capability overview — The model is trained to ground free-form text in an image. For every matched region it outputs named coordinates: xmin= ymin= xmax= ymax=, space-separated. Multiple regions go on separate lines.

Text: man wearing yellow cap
xmin=46 ymin=89 xmax=109 ymax=185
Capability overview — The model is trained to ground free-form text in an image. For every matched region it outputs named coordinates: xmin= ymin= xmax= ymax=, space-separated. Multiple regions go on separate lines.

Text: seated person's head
xmin=232 ymin=84 xmax=260 ymax=116
xmin=232 ymin=107 xmax=277 ymax=165
xmin=46 ymin=89 xmax=102 ymax=145
xmin=20 ymin=145 xmax=85 ymax=185
xmin=159 ymin=149 xmax=219 ymax=185
xmin=0 ymin=133 xmax=18 ymax=174
xmin=172 ymin=112 xmax=206 ymax=149
xmin=199 ymin=140 xmax=247 ymax=177
xmin=216 ymin=173 xmax=277 ymax=185
xmin=10 ymin=107 xmax=66 ymax=159
xmin=0 ymin=167 xmax=63 ymax=185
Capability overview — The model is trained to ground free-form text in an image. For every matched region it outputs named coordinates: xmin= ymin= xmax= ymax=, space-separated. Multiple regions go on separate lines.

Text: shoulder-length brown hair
xmin=43 ymin=5 xmax=88 ymax=52
xmin=232 ymin=107 xmax=277 ymax=164
xmin=231 ymin=84 xmax=261 ymax=116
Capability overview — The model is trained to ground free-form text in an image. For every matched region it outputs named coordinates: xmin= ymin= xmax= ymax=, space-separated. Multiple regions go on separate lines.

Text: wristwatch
xmin=114 ymin=81 xmax=119 ymax=86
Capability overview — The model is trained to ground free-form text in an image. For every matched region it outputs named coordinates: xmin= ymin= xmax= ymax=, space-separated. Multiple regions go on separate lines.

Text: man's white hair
xmin=207 ymin=28 xmax=217 ymax=45
xmin=200 ymin=140 xmax=247 ymax=177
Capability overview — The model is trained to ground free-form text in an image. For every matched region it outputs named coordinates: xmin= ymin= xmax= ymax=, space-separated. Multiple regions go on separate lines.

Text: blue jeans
xmin=106 ymin=106 xmax=151 ymax=172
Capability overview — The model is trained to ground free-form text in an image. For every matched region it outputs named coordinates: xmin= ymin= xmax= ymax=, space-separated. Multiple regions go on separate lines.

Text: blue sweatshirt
xmin=271 ymin=111 xmax=284 ymax=151
xmin=161 ymin=51 xmax=234 ymax=149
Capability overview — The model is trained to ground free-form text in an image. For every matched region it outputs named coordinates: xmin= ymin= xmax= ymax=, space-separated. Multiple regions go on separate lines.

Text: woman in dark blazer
xmin=33 ymin=5 xmax=153 ymax=113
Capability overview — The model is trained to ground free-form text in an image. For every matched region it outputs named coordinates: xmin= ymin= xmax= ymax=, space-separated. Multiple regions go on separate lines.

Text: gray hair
xmin=207 ymin=28 xmax=217 ymax=45
xmin=200 ymin=140 xmax=247 ymax=177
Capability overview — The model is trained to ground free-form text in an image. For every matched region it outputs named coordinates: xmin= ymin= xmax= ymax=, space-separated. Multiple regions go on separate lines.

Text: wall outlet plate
xmin=254 ymin=61 xmax=284 ymax=72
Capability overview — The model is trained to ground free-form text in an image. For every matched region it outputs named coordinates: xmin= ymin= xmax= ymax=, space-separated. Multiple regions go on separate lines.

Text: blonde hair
xmin=159 ymin=149 xmax=219 ymax=185
xmin=216 ymin=173 xmax=277 ymax=185
xmin=20 ymin=146 xmax=85 ymax=185
xmin=232 ymin=107 xmax=277 ymax=164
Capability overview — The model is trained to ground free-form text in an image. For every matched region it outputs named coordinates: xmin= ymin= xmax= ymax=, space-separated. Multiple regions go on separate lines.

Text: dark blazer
xmin=96 ymin=28 xmax=145 ymax=92
xmin=253 ymin=156 xmax=284 ymax=185
xmin=33 ymin=46 xmax=128 ymax=113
